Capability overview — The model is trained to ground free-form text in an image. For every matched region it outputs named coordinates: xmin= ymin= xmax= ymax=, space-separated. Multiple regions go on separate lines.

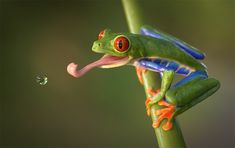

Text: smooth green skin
xmin=92 ymin=29 xmax=220 ymax=121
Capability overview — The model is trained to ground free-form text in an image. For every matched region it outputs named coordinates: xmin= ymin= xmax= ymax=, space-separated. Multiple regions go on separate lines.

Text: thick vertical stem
xmin=122 ymin=0 xmax=186 ymax=147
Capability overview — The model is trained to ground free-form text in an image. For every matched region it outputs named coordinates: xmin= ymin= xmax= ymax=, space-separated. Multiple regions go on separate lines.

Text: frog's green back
xmin=140 ymin=36 xmax=206 ymax=71
xmin=140 ymin=26 xmax=205 ymax=60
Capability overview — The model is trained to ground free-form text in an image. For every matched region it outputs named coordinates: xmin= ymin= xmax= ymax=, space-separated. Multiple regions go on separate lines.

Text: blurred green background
xmin=1 ymin=0 xmax=234 ymax=147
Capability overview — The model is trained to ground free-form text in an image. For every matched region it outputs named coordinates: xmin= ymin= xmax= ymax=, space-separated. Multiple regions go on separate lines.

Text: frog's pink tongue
xmin=67 ymin=54 xmax=129 ymax=78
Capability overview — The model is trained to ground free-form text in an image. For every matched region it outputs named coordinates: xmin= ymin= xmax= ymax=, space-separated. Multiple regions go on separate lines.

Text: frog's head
xmin=67 ymin=29 xmax=145 ymax=78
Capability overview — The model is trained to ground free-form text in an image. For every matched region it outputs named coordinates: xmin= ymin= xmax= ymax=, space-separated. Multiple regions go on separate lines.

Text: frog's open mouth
xmin=67 ymin=54 xmax=132 ymax=78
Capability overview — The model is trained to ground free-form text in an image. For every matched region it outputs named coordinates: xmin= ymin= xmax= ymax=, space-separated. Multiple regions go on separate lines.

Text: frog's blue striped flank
xmin=140 ymin=27 xmax=205 ymax=60
xmin=176 ymin=67 xmax=190 ymax=75
xmin=173 ymin=70 xmax=208 ymax=88
xmin=138 ymin=58 xmax=166 ymax=72
xmin=137 ymin=58 xmax=208 ymax=88
xmin=137 ymin=58 xmax=193 ymax=76
xmin=167 ymin=62 xmax=179 ymax=71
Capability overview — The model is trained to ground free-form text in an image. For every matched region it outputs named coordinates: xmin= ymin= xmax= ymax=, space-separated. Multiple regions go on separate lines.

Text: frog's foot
xmin=145 ymin=87 xmax=161 ymax=116
xmin=152 ymin=100 xmax=175 ymax=131
xmin=145 ymin=97 xmax=151 ymax=116
xmin=136 ymin=67 xmax=146 ymax=85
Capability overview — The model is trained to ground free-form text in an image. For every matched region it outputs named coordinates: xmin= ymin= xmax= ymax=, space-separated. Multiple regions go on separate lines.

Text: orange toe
xmin=136 ymin=67 xmax=146 ymax=85
xmin=146 ymin=108 xmax=151 ymax=116
xmin=145 ymin=97 xmax=151 ymax=116
xmin=153 ymin=100 xmax=175 ymax=131
xmin=152 ymin=120 xmax=161 ymax=128
xmin=145 ymin=97 xmax=151 ymax=106
xmin=156 ymin=107 xmax=172 ymax=116
xmin=158 ymin=99 xmax=172 ymax=107
xmin=147 ymin=87 xmax=160 ymax=97
xmin=162 ymin=121 xmax=173 ymax=131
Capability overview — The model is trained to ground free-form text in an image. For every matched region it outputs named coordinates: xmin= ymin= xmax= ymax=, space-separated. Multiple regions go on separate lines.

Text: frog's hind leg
xmin=154 ymin=71 xmax=220 ymax=130
xmin=166 ymin=71 xmax=220 ymax=115
xmin=166 ymin=72 xmax=220 ymax=108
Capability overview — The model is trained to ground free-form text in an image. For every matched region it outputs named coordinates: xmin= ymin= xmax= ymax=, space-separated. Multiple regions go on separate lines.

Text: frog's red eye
xmin=98 ymin=30 xmax=104 ymax=40
xmin=114 ymin=36 xmax=130 ymax=52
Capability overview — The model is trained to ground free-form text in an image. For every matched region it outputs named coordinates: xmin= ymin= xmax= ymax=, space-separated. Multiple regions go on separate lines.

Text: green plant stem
xmin=122 ymin=0 xmax=186 ymax=147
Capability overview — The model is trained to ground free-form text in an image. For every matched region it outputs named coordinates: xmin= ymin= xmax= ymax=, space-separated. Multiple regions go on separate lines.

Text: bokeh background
xmin=1 ymin=0 xmax=234 ymax=147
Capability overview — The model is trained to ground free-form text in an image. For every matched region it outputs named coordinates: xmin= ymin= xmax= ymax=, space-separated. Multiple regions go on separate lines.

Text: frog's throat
xmin=67 ymin=54 xmax=132 ymax=78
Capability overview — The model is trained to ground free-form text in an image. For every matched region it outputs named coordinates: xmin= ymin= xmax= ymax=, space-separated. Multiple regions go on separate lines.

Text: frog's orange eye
xmin=114 ymin=36 xmax=130 ymax=52
xmin=98 ymin=30 xmax=104 ymax=40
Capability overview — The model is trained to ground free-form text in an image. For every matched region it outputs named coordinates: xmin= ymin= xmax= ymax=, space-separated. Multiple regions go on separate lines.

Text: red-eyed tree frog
xmin=67 ymin=26 xmax=220 ymax=131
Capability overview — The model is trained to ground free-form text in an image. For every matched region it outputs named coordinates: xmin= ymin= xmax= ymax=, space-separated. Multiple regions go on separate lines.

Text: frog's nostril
xmin=94 ymin=41 xmax=101 ymax=47
xmin=92 ymin=41 xmax=102 ymax=52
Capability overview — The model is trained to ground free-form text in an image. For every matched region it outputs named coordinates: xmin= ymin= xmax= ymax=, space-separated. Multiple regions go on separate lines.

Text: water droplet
xmin=36 ymin=75 xmax=48 ymax=85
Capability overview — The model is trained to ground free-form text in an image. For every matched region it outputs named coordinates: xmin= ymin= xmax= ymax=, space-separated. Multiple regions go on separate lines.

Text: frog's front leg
xmin=154 ymin=71 xmax=220 ymax=131
xmin=146 ymin=70 xmax=174 ymax=107
xmin=136 ymin=59 xmax=175 ymax=115
xmin=144 ymin=70 xmax=174 ymax=120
